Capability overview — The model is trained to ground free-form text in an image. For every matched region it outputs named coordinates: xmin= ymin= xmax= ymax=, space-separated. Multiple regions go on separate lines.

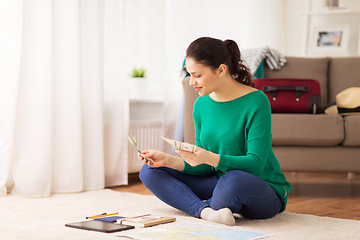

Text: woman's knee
xmin=139 ymin=164 xmax=153 ymax=183
xmin=139 ymin=165 xmax=170 ymax=186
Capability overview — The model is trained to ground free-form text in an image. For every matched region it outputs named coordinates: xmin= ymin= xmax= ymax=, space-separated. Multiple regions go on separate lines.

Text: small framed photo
xmin=309 ymin=25 xmax=350 ymax=54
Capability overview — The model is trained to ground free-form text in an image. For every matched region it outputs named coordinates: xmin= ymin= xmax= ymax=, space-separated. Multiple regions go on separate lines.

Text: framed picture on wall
xmin=308 ymin=25 xmax=350 ymax=54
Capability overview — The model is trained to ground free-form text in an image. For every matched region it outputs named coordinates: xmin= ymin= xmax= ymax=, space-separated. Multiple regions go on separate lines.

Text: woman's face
xmin=185 ymin=57 xmax=221 ymax=97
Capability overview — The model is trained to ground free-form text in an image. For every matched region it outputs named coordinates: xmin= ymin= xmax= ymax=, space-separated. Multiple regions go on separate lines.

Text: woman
xmin=139 ymin=37 xmax=291 ymax=226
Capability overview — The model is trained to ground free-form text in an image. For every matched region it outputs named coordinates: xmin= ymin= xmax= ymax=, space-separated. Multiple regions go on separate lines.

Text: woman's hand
xmin=139 ymin=150 xmax=185 ymax=171
xmin=175 ymin=147 xmax=220 ymax=167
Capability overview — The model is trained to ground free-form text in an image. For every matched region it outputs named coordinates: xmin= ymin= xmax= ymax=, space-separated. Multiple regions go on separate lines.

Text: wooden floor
xmin=110 ymin=172 xmax=360 ymax=220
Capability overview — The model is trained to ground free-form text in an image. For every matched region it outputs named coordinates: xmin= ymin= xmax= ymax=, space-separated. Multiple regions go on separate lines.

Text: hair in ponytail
xmin=186 ymin=37 xmax=253 ymax=86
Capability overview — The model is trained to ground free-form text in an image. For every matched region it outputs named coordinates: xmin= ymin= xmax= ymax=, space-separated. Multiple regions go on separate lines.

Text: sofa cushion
xmin=271 ymin=114 xmax=344 ymax=146
xmin=263 ymin=57 xmax=329 ymax=105
xmin=273 ymin=146 xmax=360 ymax=172
xmin=342 ymin=115 xmax=360 ymax=147
xmin=328 ymin=57 xmax=360 ymax=104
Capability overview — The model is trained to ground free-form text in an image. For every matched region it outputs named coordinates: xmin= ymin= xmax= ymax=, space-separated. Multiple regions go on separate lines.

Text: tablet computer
xmin=65 ymin=220 xmax=135 ymax=233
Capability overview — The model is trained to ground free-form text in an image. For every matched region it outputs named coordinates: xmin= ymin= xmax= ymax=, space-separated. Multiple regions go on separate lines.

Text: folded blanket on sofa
xmin=242 ymin=46 xmax=287 ymax=76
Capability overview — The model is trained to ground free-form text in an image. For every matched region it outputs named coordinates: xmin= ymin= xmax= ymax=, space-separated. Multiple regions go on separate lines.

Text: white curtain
xmin=0 ymin=0 xmax=128 ymax=197
xmin=164 ymin=0 xmax=286 ymax=152
xmin=103 ymin=0 xmax=129 ymax=187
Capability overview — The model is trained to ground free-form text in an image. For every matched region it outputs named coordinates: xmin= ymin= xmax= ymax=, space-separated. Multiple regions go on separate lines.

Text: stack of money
xmin=161 ymin=137 xmax=196 ymax=153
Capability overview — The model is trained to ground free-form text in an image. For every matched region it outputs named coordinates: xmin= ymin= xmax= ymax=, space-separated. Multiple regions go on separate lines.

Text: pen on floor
xmin=118 ymin=214 xmax=151 ymax=223
xmin=86 ymin=212 xmax=119 ymax=219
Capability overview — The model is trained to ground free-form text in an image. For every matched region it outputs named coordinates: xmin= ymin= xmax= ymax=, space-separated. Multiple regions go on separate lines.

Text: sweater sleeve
xmin=216 ymin=97 xmax=272 ymax=176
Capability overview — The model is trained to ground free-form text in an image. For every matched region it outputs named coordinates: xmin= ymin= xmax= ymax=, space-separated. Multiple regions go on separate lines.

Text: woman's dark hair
xmin=186 ymin=37 xmax=253 ymax=86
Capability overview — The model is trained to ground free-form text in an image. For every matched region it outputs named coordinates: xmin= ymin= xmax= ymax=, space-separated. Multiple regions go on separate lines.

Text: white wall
xmin=124 ymin=0 xmax=360 ymax=91
xmin=285 ymin=0 xmax=360 ymax=56
xmin=285 ymin=0 xmax=308 ymax=56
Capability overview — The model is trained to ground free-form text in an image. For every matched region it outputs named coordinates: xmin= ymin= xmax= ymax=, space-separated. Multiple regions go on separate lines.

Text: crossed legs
xmin=139 ymin=165 xmax=282 ymax=225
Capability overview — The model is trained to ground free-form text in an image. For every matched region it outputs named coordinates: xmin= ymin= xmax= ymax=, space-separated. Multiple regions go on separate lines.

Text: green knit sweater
xmin=182 ymin=90 xmax=291 ymax=212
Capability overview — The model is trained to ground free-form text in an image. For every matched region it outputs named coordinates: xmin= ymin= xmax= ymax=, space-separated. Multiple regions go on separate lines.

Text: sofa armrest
xmin=182 ymin=76 xmax=197 ymax=145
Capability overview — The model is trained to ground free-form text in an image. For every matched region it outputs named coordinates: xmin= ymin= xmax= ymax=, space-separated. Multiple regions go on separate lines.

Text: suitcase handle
xmin=262 ymin=86 xmax=310 ymax=100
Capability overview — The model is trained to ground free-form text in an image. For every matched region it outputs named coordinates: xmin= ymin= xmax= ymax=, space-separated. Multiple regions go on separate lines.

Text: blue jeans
xmin=139 ymin=165 xmax=282 ymax=219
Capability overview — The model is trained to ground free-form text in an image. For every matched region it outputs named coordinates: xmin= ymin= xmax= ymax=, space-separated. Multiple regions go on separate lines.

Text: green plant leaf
xmin=131 ymin=68 xmax=146 ymax=78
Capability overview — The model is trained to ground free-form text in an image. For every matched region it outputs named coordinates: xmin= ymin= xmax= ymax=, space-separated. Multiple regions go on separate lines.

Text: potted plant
xmin=131 ymin=68 xmax=146 ymax=78
xmin=129 ymin=67 xmax=147 ymax=98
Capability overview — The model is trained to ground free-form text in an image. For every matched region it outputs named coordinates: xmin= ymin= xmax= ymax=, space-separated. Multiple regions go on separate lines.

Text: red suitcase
xmin=253 ymin=78 xmax=321 ymax=114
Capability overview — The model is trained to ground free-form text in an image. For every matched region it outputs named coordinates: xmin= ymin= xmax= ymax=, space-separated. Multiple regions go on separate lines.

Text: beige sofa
xmin=182 ymin=57 xmax=360 ymax=173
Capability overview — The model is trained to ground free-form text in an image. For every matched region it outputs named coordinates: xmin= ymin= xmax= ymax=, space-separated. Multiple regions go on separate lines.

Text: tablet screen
xmin=65 ymin=220 xmax=134 ymax=233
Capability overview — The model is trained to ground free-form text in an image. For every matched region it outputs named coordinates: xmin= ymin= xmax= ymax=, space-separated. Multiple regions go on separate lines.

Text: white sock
xmin=200 ymin=207 xmax=235 ymax=226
